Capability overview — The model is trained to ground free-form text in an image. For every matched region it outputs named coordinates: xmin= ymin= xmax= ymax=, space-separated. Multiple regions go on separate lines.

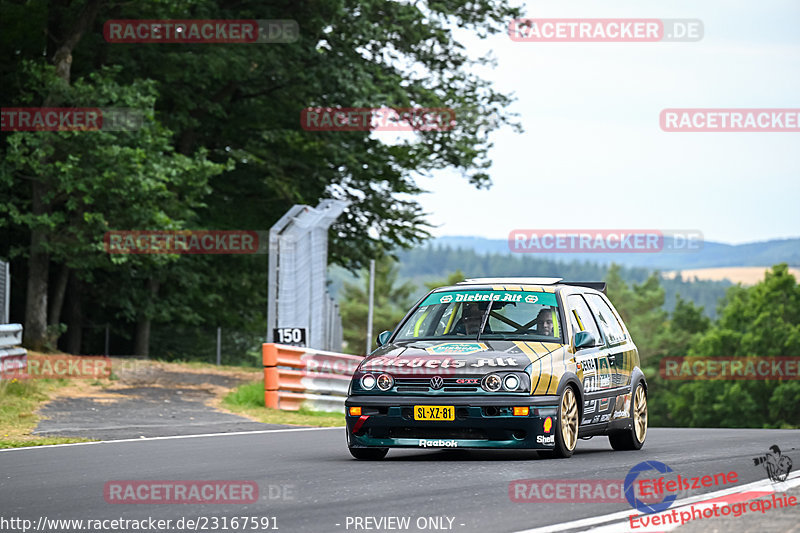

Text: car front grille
xmin=396 ymin=386 xmax=430 ymax=393
xmin=384 ymin=427 xmax=489 ymax=440
xmin=393 ymin=377 xmax=481 ymax=394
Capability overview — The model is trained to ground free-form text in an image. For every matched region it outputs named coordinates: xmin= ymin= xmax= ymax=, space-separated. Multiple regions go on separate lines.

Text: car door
xmin=584 ymin=293 xmax=632 ymax=388
xmin=583 ymin=292 xmax=643 ymax=421
xmin=566 ymin=294 xmax=614 ymax=425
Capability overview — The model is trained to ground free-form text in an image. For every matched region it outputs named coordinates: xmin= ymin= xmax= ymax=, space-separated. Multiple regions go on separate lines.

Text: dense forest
xmin=1 ymin=0 xmax=522 ymax=361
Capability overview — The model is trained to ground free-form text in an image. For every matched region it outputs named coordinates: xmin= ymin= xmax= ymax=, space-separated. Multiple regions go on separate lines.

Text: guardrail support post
xmin=216 ymin=327 xmax=221 ymax=366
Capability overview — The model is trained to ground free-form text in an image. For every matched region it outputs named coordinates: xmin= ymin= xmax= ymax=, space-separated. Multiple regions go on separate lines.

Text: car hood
xmin=359 ymin=339 xmax=564 ymax=377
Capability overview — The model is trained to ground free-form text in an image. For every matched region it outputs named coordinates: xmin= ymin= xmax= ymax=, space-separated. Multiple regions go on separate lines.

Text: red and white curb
xmin=514 ymin=470 xmax=800 ymax=533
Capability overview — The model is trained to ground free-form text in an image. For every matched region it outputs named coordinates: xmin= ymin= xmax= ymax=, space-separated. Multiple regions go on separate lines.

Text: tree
xmin=606 ymin=264 xmax=668 ymax=366
xmin=653 ymin=265 xmax=800 ymax=428
xmin=425 ymin=270 xmax=466 ymax=290
xmin=1 ymin=62 xmax=224 ymax=351
xmin=1 ymin=0 xmax=523 ymax=353
xmin=646 ymin=296 xmax=711 ymax=426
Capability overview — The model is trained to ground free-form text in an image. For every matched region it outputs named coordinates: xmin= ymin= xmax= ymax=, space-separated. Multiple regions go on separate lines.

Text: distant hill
xmin=329 ymin=246 xmax=737 ymax=319
xmin=390 ymin=246 xmax=733 ymax=317
xmin=663 ymin=266 xmax=800 ymax=285
xmin=431 ymin=235 xmax=800 ymax=270
xmin=328 ymin=236 xmax=797 ymax=320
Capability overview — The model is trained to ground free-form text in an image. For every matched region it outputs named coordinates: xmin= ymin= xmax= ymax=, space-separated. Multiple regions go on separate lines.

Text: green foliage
xmin=696 ymin=264 xmax=800 ymax=356
xmin=648 ymin=265 xmax=800 ymax=428
xmin=424 ymin=269 xmax=466 ymax=290
xmin=0 ymin=376 xmax=91 ymax=448
xmin=222 ymin=381 xmax=344 ymax=427
xmin=2 ymin=0 xmax=523 ymax=356
xmin=606 ymin=265 xmax=669 ymax=366
xmin=224 ymin=381 xmax=265 ymax=407
xmin=768 ymin=381 xmax=800 ymax=428
xmin=339 ymin=257 xmax=416 ymax=354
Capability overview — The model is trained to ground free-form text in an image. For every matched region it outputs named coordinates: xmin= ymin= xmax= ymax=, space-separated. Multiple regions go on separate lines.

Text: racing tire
xmin=539 ymin=386 xmax=579 ymax=459
xmin=609 ymin=382 xmax=647 ymax=451
xmin=348 ymin=447 xmax=389 ymax=460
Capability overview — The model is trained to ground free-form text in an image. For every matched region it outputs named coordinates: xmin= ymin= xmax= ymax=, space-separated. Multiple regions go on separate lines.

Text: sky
xmin=411 ymin=0 xmax=800 ymax=245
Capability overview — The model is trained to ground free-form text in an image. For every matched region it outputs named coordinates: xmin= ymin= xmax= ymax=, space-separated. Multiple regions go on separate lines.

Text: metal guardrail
xmin=0 ymin=324 xmax=28 ymax=377
xmin=1 ymin=261 xmax=9 ymax=324
xmin=263 ymin=343 xmax=363 ymax=413
xmin=0 ymin=324 xmax=23 ymax=348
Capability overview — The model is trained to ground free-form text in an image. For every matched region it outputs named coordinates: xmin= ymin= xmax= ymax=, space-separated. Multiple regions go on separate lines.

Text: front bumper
xmin=345 ymin=394 xmax=559 ymax=450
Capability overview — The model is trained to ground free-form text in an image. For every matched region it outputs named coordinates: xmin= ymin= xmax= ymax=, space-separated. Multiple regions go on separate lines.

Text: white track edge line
xmin=587 ymin=474 xmax=800 ymax=533
xmin=0 ymin=426 xmax=344 ymax=452
xmin=511 ymin=470 xmax=800 ymax=533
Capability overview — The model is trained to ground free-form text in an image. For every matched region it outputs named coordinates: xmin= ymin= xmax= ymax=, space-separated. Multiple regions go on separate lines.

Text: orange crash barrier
xmin=263 ymin=343 xmax=364 ymax=412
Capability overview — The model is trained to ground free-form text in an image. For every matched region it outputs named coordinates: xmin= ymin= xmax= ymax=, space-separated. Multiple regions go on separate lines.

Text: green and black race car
xmin=345 ymin=277 xmax=648 ymax=459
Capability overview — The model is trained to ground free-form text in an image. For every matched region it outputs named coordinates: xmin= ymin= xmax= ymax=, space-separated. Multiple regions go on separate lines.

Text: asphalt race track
xmin=1 ymin=427 xmax=798 ymax=533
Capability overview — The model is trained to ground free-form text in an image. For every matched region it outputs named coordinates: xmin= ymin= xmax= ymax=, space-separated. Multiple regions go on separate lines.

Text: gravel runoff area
xmin=33 ymin=358 xmax=292 ymax=440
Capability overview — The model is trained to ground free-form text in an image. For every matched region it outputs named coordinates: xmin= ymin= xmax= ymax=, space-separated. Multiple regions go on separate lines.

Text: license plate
xmin=414 ymin=405 xmax=455 ymax=421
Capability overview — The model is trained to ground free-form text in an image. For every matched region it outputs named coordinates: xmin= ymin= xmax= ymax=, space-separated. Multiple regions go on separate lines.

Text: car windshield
xmin=394 ymin=289 xmax=562 ymax=342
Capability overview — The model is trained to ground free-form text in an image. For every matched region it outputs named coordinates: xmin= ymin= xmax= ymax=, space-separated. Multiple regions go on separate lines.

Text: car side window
xmin=397 ymin=305 xmax=440 ymax=338
xmin=434 ymin=304 xmax=459 ymax=335
xmin=567 ymin=295 xmax=601 ymax=345
xmin=585 ymin=294 xmax=626 ymax=345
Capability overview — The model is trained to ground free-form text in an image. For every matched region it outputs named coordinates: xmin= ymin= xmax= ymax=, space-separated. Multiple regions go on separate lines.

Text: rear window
xmin=585 ymin=294 xmax=627 ymax=345
xmin=394 ymin=290 xmax=562 ymax=342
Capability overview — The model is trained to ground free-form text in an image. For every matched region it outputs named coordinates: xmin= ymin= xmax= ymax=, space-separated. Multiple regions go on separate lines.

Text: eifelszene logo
xmin=753 ymin=445 xmax=793 ymax=483
xmin=624 ymin=461 xmax=677 ymax=513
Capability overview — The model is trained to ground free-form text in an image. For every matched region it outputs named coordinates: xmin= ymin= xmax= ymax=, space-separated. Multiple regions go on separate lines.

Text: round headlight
xmin=504 ymin=374 xmax=520 ymax=391
xmin=377 ymin=373 xmax=394 ymax=391
xmin=484 ymin=374 xmax=502 ymax=392
xmin=361 ymin=374 xmax=376 ymax=390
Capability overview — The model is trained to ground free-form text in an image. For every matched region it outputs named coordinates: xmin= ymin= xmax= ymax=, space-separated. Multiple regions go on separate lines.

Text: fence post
xmin=216 ymin=327 xmax=221 ymax=366
xmin=366 ymin=259 xmax=375 ymax=355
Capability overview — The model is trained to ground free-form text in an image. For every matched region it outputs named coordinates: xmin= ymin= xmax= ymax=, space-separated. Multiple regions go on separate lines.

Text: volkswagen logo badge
xmin=430 ymin=376 xmax=444 ymax=389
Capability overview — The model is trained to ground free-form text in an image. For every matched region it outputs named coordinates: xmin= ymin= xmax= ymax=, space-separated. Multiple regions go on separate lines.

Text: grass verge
xmin=222 ymin=381 xmax=345 ymax=427
xmin=126 ymin=359 xmax=262 ymax=374
xmin=0 ymin=378 xmax=92 ymax=448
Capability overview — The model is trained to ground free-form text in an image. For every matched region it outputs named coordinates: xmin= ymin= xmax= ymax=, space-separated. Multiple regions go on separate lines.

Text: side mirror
xmin=574 ymin=331 xmax=597 ymax=350
xmin=376 ymin=330 xmax=392 ymax=347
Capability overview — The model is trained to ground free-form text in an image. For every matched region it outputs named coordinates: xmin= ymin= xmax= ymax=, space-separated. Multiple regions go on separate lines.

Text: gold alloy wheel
xmin=633 ymin=386 xmax=648 ymax=443
xmin=560 ymin=388 xmax=579 ymax=451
